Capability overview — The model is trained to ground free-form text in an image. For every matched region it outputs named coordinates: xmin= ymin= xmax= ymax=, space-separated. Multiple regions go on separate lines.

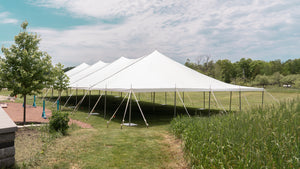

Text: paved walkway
xmin=2 ymin=102 xmax=92 ymax=128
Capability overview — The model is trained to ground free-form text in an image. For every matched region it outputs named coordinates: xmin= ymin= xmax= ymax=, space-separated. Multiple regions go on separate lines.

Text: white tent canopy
xmin=88 ymin=51 xmax=263 ymax=92
xmin=65 ymin=63 xmax=89 ymax=78
xmin=69 ymin=60 xmax=107 ymax=85
xmin=71 ymin=57 xmax=139 ymax=89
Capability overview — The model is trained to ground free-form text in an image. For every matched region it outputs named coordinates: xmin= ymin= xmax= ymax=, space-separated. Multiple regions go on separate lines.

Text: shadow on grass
xmin=45 ymin=95 xmax=235 ymax=127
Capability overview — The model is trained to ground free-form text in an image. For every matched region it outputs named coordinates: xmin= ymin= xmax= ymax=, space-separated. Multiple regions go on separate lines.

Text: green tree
xmin=271 ymin=72 xmax=283 ymax=87
xmin=53 ymin=63 xmax=70 ymax=110
xmin=216 ymin=59 xmax=234 ymax=83
xmin=254 ymin=74 xmax=269 ymax=88
xmin=0 ymin=21 xmax=54 ymax=125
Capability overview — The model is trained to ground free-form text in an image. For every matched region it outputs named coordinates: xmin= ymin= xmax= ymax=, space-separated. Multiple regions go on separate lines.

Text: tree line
xmin=185 ymin=57 xmax=300 ymax=87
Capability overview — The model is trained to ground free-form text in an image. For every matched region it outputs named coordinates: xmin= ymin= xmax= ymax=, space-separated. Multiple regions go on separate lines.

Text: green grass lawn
xmin=1 ymin=87 xmax=299 ymax=168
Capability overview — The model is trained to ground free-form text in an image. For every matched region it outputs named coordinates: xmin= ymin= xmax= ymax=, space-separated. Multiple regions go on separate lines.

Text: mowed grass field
xmin=1 ymin=87 xmax=299 ymax=168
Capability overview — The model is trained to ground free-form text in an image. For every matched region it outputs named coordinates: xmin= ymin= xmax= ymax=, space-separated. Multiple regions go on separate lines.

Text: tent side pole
xmin=239 ymin=91 xmax=242 ymax=112
xmin=176 ymin=90 xmax=190 ymax=117
xmin=153 ymin=92 xmax=155 ymax=113
xmin=262 ymin=90 xmax=264 ymax=109
xmin=75 ymin=88 xmax=78 ymax=105
xmin=121 ymin=92 xmax=131 ymax=129
xmin=174 ymin=90 xmax=176 ymax=117
xmin=104 ymin=90 xmax=107 ymax=119
xmin=132 ymin=91 xmax=149 ymax=127
xmin=183 ymin=92 xmax=184 ymax=103
xmin=229 ymin=91 xmax=232 ymax=111
xmin=88 ymin=90 xmax=91 ymax=112
xmin=88 ymin=94 xmax=103 ymax=118
xmin=203 ymin=92 xmax=205 ymax=109
xmin=107 ymin=93 xmax=129 ymax=128
xmin=208 ymin=91 xmax=211 ymax=115
xmin=129 ymin=91 xmax=132 ymax=126
xmin=165 ymin=92 xmax=167 ymax=105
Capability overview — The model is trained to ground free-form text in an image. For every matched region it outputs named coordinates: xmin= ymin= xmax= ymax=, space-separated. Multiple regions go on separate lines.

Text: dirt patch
xmin=160 ymin=132 xmax=189 ymax=169
xmin=69 ymin=119 xmax=93 ymax=129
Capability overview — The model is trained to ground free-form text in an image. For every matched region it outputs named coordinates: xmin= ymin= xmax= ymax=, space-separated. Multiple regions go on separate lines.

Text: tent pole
xmin=121 ymin=92 xmax=122 ymax=97
xmin=165 ymin=92 xmax=167 ymax=105
xmin=75 ymin=88 xmax=78 ymax=105
xmin=208 ymin=91 xmax=211 ymax=115
xmin=203 ymin=92 xmax=205 ymax=109
xmin=229 ymin=91 xmax=232 ymax=111
xmin=104 ymin=90 xmax=107 ymax=119
xmin=132 ymin=91 xmax=149 ymax=128
xmin=153 ymin=92 xmax=155 ymax=113
xmin=88 ymin=94 xmax=102 ymax=118
xmin=183 ymin=92 xmax=184 ymax=103
xmin=121 ymin=92 xmax=131 ymax=129
xmin=174 ymin=90 xmax=176 ymax=117
xmin=72 ymin=90 xmax=88 ymax=114
xmin=129 ymin=91 xmax=132 ymax=126
xmin=176 ymin=89 xmax=191 ymax=117
xmin=88 ymin=90 xmax=91 ymax=112
xmin=262 ymin=90 xmax=264 ymax=109
xmin=107 ymin=93 xmax=129 ymax=128
xmin=51 ymin=88 xmax=54 ymax=97
xmin=239 ymin=91 xmax=242 ymax=112
xmin=138 ymin=93 xmax=140 ymax=100
xmin=62 ymin=90 xmax=74 ymax=110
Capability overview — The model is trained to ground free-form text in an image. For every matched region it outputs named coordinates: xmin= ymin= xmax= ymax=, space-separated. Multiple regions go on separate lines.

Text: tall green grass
xmin=171 ymin=98 xmax=300 ymax=168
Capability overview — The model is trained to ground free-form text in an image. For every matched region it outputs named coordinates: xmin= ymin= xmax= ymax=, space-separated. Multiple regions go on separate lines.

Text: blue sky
xmin=0 ymin=0 xmax=299 ymax=66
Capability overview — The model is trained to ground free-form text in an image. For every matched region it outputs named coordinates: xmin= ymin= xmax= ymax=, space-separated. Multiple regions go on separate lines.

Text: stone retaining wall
xmin=0 ymin=107 xmax=17 ymax=168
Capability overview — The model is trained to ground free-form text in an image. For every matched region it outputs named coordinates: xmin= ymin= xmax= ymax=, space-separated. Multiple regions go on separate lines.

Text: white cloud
xmin=0 ymin=12 xmax=18 ymax=24
xmin=29 ymin=0 xmax=300 ymax=66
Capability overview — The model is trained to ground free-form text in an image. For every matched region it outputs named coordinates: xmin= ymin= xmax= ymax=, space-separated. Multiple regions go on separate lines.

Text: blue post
xmin=33 ymin=95 xmax=36 ymax=108
xmin=57 ymin=99 xmax=59 ymax=111
xmin=42 ymin=100 xmax=47 ymax=119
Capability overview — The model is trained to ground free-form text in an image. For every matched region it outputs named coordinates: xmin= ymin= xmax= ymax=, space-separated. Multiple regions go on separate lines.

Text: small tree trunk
xmin=23 ymin=95 xmax=26 ymax=125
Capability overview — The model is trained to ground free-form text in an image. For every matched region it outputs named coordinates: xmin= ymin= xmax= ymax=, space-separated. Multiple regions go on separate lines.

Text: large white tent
xmin=65 ymin=63 xmax=89 ymax=78
xmin=89 ymin=51 xmax=263 ymax=92
xmin=70 ymin=57 xmax=139 ymax=89
xmin=69 ymin=60 xmax=107 ymax=85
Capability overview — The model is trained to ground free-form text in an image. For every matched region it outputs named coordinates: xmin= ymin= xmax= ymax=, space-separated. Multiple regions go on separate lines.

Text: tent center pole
xmin=239 ymin=91 xmax=242 ymax=112
xmin=229 ymin=91 xmax=232 ymax=111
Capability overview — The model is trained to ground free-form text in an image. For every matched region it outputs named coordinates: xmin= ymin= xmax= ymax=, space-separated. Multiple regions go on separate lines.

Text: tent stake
xmin=239 ymin=91 xmax=242 ymax=112
xmin=229 ymin=91 xmax=232 ymax=111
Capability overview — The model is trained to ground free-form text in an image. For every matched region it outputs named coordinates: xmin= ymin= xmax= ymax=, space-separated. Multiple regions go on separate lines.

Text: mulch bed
xmin=2 ymin=102 xmax=92 ymax=128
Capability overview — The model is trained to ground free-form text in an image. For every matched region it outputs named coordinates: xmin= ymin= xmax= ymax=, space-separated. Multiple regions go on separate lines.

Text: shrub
xmin=49 ymin=111 xmax=70 ymax=135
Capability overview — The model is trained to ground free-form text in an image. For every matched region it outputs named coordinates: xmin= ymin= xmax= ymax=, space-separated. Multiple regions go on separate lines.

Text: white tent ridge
xmin=65 ymin=62 xmax=90 ymax=78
